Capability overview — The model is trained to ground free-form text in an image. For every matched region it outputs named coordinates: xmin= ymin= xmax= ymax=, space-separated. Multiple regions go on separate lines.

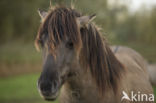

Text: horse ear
xmin=38 ymin=9 xmax=48 ymax=20
xmin=77 ymin=14 xmax=96 ymax=28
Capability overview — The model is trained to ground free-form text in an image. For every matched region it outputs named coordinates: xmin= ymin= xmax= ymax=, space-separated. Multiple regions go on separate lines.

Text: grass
xmin=0 ymin=41 xmax=41 ymax=64
xmin=0 ymin=41 xmax=42 ymax=77
xmin=0 ymin=73 xmax=58 ymax=103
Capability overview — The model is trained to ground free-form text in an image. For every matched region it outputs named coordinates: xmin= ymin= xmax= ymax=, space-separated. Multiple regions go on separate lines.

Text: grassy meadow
xmin=0 ymin=73 xmax=58 ymax=103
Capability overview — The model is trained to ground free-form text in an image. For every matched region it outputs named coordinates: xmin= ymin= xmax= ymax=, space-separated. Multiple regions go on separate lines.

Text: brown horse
xmin=35 ymin=5 xmax=154 ymax=103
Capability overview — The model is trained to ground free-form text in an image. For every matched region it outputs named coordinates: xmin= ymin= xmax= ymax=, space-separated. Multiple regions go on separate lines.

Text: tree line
xmin=0 ymin=0 xmax=155 ymax=45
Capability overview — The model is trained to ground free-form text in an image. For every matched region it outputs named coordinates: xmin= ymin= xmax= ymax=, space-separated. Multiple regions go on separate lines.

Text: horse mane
xmin=35 ymin=6 xmax=124 ymax=94
xmin=80 ymin=24 xmax=124 ymax=94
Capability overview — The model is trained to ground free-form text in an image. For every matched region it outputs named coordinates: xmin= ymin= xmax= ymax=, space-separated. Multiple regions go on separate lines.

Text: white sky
xmin=130 ymin=0 xmax=156 ymax=11
xmin=108 ymin=0 xmax=156 ymax=11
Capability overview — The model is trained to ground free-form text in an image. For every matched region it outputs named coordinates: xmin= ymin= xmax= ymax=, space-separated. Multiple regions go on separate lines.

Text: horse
xmin=35 ymin=5 xmax=154 ymax=103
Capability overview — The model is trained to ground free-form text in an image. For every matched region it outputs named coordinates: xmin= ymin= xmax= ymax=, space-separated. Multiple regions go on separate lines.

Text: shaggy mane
xmin=35 ymin=6 xmax=82 ymax=55
xmin=35 ymin=6 xmax=124 ymax=94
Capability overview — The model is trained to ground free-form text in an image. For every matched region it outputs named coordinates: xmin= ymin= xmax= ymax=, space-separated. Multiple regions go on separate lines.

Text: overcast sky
xmin=108 ymin=0 xmax=156 ymax=11
xmin=130 ymin=0 xmax=156 ymax=10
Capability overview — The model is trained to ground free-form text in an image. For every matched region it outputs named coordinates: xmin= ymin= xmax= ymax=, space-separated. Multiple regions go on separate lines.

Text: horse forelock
xmin=35 ymin=6 xmax=124 ymax=95
xmin=35 ymin=6 xmax=82 ymax=55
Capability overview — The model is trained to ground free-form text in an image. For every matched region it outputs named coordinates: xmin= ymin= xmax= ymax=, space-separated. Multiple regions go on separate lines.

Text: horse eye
xmin=66 ymin=41 xmax=73 ymax=49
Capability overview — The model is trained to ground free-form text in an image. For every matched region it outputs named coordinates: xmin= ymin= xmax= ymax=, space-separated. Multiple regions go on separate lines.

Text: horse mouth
xmin=38 ymin=88 xmax=59 ymax=101
xmin=42 ymin=92 xmax=58 ymax=101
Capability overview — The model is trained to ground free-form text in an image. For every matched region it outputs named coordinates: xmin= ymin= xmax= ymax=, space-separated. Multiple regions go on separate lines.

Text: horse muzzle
xmin=37 ymin=80 xmax=60 ymax=101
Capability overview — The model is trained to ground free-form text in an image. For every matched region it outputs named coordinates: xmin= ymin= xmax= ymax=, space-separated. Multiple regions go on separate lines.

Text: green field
xmin=0 ymin=74 xmax=58 ymax=103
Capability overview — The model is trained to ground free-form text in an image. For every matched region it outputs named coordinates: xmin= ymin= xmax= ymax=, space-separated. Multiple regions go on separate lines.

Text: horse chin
xmin=41 ymin=90 xmax=59 ymax=101
xmin=43 ymin=92 xmax=58 ymax=101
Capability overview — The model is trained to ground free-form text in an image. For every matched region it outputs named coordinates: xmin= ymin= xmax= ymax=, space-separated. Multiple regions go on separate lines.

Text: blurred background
xmin=0 ymin=0 xmax=156 ymax=103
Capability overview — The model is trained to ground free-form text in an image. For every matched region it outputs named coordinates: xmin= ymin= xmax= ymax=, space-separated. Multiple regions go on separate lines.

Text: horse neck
xmin=59 ymin=67 xmax=101 ymax=103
